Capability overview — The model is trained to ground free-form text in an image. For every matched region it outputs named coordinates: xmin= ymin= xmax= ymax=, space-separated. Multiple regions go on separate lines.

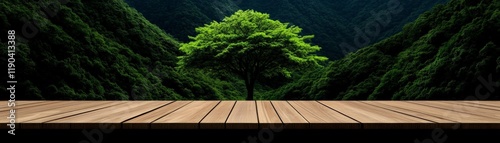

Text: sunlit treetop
xmin=178 ymin=9 xmax=327 ymax=100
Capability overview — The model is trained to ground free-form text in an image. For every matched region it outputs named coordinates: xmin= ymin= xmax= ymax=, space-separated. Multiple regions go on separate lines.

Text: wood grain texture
xmin=1 ymin=101 xmax=73 ymax=122
xmin=464 ymin=101 xmax=500 ymax=108
xmin=0 ymin=101 xmax=58 ymax=112
xmin=152 ymin=101 xmax=219 ymax=129
xmin=256 ymin=101 xmax=283 ymax=129
xmin=1 ymin=101 xmax=106 ymax=129
xmin=362 ymin=101 xmax=464 ymax=129
xmin=379 ymin=101 xmax=500 ymax=129
xmin=124 ymin=101 xmax=188 ymax=129
xmin=440 ymin=101 xmax=500 ymax=112
xmin=409 ymin=101 xmax=500 ymax=120
xmin=46 ymin=101 xmax=168 ymax=129
xmin=0 ymin=101 xmax=42 ymax=109
xmin=361 ymin=101 xmax=457 ymax=122
xmin=320 ymin=101 xmax=434 ymax=129
xmin=20 ymin=101 xmax=124 ymax=129
xmin=465 ymin=101 xmax=500 ymax=108
xmin=200 ymin=101 xmax=236 ymax=129
xmin=289 ymin=101 xmax=360 ymax=129
xmin=3 ymin=101 xmax=499 ymax=129
xmin=14 ymin=101 xmax=84 ymax=120
xmin=226 ymin=101 xmax=258 ymax=129
xmin=271 ymin=101 xmax=308 ymax=129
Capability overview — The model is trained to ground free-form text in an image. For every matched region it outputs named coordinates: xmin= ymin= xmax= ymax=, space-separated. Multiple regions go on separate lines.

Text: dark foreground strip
xmin=6 ymin=129 xmax=500 ymax=143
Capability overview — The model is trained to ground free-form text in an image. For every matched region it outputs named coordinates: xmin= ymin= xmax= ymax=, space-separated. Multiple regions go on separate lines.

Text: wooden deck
xmin=2 ymin=101 xmax=500 ymax=129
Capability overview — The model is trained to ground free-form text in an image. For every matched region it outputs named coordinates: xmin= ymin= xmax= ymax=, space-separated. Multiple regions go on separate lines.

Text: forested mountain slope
xmin=2 ymin=0 xmax=495 ymax=101
xmin=126 ymin=0 xmax=448 ymax=59
xmin=273 ymin=0 xmax=500 ymax=100
xmin=0 ymin=0 xmax=245 ymax=100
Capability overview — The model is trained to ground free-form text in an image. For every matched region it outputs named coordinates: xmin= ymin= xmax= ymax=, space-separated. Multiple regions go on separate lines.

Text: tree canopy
xmin=127 ymin=0 xmax=448 ymax=60
xmin=178 ymin=10 xmax=328 ymax=100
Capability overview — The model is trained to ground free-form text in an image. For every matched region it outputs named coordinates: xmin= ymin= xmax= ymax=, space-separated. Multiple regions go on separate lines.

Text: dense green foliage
xmin=0 ymin=0 xmax=246 ymax=100
xmin=126 ymin=0 xmax=447 ymax=59
xmin=2 ymin=0 xmax=495 ymax=101
xmin=179 ymin=10 xmax=327 ymax=100
xmin=275 ymin=0 xmax=500 ymax=100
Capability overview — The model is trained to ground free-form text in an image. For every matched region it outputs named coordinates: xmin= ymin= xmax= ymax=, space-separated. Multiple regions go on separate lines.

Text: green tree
xmin=178 ymin=10 xmax=327 ymax=100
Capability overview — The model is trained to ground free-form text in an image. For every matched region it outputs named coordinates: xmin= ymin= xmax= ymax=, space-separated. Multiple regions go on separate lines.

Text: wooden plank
xmin=22 ymin=101 xmax=122 ymax=125
xmin=152 ymin=101 xmax=219 ymax=129
xmin=256 ymin=101 xmax=283 ymax=129
xmin=226 ymin=101 xmax=258 ymax=129
xmin=410 ymin=101 xmax=500 ymax=118
xmin=361 ymin=101 xmax=457 ymax=124
xmin=46 ymin=101 xmax=168 ymax=129
xmin=10 ymin=101 xmax=82 ymax=119
xmin=21 ymin=101 xmax=123 ymax=129
xmin=0 ymin=101 xmax=68 ymax=119
xmin=0 ymin=101 xmax=59 ymax=112
xmin=271 ymin=101 xmax=308 ymax=129
xmin=464 ymin=101 xmax=500 ymax=107
xmin=443 ymin=101 xmax=500 ymax=111
xmin=409 ymin=101 xmax=500 ymax=120
xmin=123 ymin=101 xmax=190 ymax=129
xmin=289 ymin=101 xmax=359 ymax=129
xmin=320 ymin=101 xmax=434 ymax=129
xmin=199 ymin=101 xmax=236 ymax=129
xmin=361 ymin=101 xmax=458 ymax=129
xmin=3 ymin=101 xmax=500 ymax=130
xmin=362 ymin=101 xmax=486 ymax=129
xmin=0 ymin=101 xmax=42 ymax=110
xmin=0 ymin=101 xmax=81 ymax=129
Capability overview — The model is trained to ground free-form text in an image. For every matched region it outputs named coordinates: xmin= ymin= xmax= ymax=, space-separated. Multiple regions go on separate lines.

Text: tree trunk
xmin=245 ymin=73 xmax=255 ymax=100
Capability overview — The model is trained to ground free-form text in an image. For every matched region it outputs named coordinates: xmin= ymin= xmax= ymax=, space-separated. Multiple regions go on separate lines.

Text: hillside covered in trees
xmin=1 ymin=0 xmax=498 ymax=100
xmin=125 ymin=0 xmax=448 ymax=59
xmin=270 ymin=0 xmax=500 ymax=100
xmin=0 ymin=0 xmax=247 ymax=100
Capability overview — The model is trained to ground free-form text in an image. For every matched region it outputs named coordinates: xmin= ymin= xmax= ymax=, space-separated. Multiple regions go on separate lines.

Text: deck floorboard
xmin=2 ymin=101 xmax=498 ymax=129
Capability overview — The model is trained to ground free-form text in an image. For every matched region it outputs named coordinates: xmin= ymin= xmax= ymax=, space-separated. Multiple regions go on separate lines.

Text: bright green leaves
xmin=179 ymin=9 xmax=327 ymax=76
xmin=178 ymin=9 xmax=328 ymax=99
